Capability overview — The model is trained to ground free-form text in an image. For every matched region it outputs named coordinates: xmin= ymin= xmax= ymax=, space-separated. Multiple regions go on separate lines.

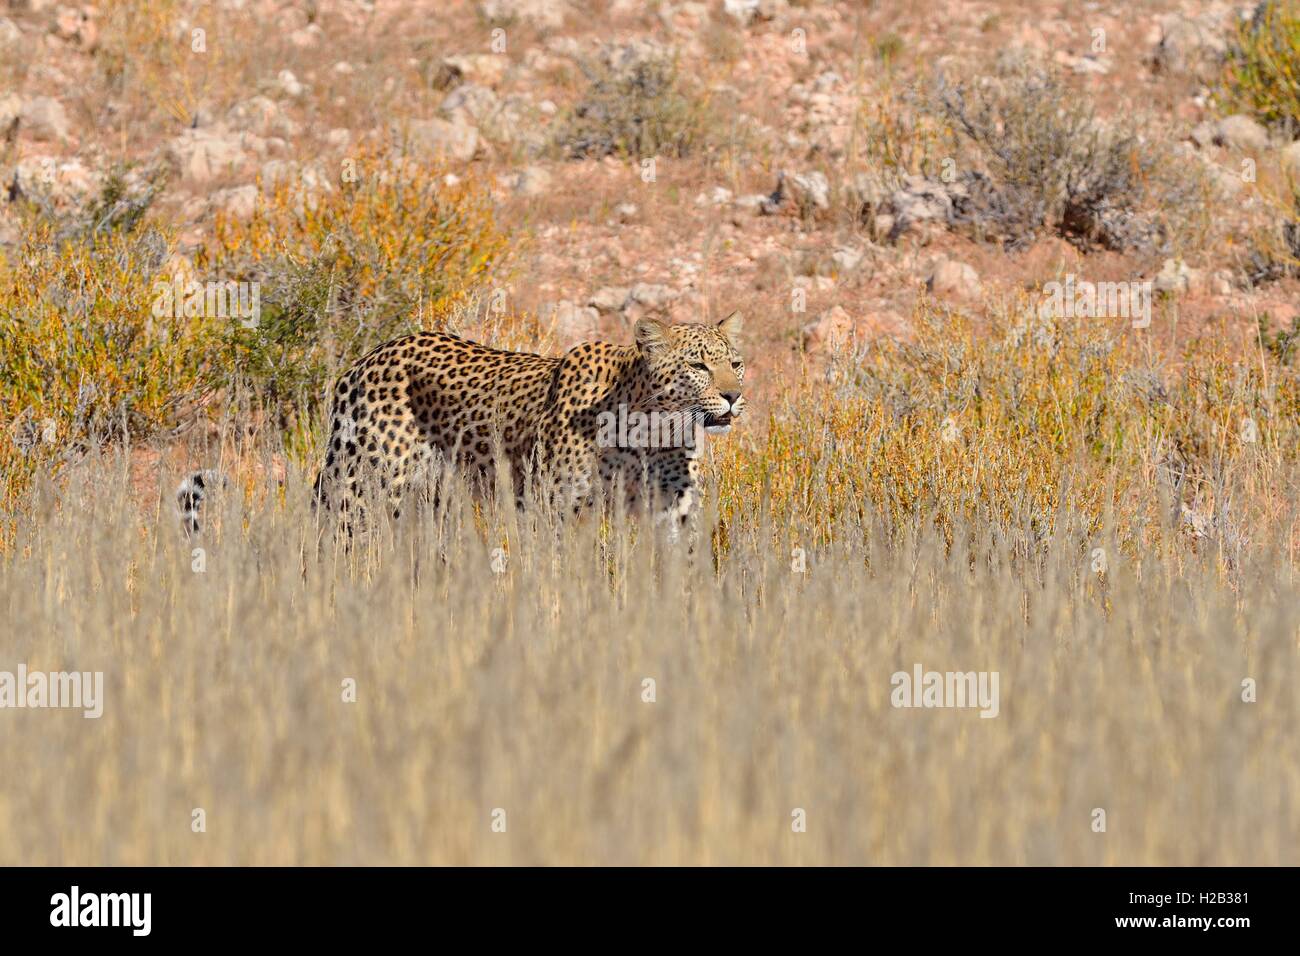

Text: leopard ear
xmin=717 ymin=310 xmax=743 ymax=344
xmin=634 ymin=317 xmax=672 ymax=353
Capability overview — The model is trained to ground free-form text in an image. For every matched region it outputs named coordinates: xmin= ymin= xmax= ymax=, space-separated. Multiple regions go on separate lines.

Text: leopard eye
xmin=690 ymin=362 xmax=709 ymax=371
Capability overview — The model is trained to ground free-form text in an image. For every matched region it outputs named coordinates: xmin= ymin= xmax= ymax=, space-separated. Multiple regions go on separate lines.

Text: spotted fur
xmin=313 ymin=313 xmax=746 ymax=530
xmin=175 ymin=469 xmax=226 ymax=536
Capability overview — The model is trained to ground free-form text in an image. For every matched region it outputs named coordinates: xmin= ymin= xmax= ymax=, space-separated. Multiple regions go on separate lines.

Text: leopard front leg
xmin=646 ymin=446 xmax=702 ymax=545
xmin=537 ymin=417 xmax=598 ymax=516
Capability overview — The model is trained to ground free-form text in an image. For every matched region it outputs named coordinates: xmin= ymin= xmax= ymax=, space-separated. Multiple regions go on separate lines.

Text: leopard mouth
xmin=702 ymin=411 xmax=734 ymax=434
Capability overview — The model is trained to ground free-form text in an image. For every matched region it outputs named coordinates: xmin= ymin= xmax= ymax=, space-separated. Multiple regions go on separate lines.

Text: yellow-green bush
xmin=552 ymin=51 xmax=713 ymax=159
xmin=712 ymin=301 xmax=1300 ymax=558
xmin=200 ymin=150 xmax=511 ymax=431
xmin=1217 ymin=1 xmax=1300 ymax=135
xmin=0 ymin=225 xmax=214 ymax=508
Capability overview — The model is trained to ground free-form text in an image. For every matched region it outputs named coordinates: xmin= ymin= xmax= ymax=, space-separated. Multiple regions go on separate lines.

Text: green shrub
xmin=0 ymin=224 xmax=214 ymax=505
xmin=930 ymin=67 xmax=1207 ymax=251
xmin=553 ymin=49 xmax=710 ymax=159
xmin=1217 ymin=1 xmax=1300 ymax=137
xmin=200 ymin=150 xmax=511 ymax=431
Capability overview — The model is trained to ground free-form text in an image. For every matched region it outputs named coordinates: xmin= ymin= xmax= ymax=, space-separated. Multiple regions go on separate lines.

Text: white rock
xmin=801 ymin=305 xmax=854 ymax=352
xmin=276 ymin=69 xmax=305 ymax=98
xmin=439 ymin=83 xmax=499 ymax=126
xmin=499 ymin=164 xmax=551 ymax=196
xmin=480 ymin=0 xmax=568 ymax=29
xmin=694 ymin=186 xmax=733 ymax=206
xmin=1152 ymin=12 xmax=1228 ymax=76
xmin=1280 ymin=140 xmax=1300 ymax=178
xmin=166 ymin=126 xmax=249 ymax=183
xmin=227 ymin=96 xmax=300 ymax=137
xmin=435 ymin=54 xmax=507 ymax=89
xmin=831 ymin=245 xmax=864 ymax=274
xmin=211 ymin=184 xmax=258 ymax=220
xmin=551 ymin=300 xmax=599 ymax=343
xmin=627 ymin=283 xmax=677 ymax=311
xmin=723 ymin=0 xmax=760 ymax=25
xmin=1154 ymin=258 xmax=1201 ymax=295
xmin=589 ymin=287 xmax=630 ymax=313
xmin=926 ymin=259 xmax=981 ymax=301
xmin=723 ymin=0 xmax=786 ymax=25
xmin=289 ymin=24 xmax=322 ymax=48
xmin=403 ymin=118 xmax=479 ymax=162
xmin=1188 ymin=121 xmax=1215 ymax=149
xmin=1214 ymin=114 xmax=1269 ymax=152
xmin=19 ymin=96 xmax=70 ymax=142
xmin=785 ymin=169 xmax=830 ymax=212
xmin=0 ymin=92 xmax=21 ymax=131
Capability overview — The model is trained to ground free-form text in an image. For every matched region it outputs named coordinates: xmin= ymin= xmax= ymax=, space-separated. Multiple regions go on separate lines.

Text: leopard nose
xmin=722 ymin=391 xmax=741 ymax=407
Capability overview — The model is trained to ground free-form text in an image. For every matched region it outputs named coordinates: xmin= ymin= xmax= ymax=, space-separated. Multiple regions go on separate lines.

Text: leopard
xmin=308 ymin=312 xmax=746 ymax=533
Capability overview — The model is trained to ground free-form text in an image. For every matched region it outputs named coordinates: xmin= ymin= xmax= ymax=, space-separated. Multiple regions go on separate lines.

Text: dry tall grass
xmin=1 ymin=440 xmax=1296 ymax=865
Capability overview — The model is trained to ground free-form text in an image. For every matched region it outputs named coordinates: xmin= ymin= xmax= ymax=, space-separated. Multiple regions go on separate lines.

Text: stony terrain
xmin=5 ymin=0 xmax=1300 ymax=405
xmin=4 ymin=1 xmax=1300 ymax=868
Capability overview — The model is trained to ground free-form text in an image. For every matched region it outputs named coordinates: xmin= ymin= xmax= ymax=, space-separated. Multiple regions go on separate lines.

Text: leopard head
xmin=633 ymin=313 xmax=746 ymax=434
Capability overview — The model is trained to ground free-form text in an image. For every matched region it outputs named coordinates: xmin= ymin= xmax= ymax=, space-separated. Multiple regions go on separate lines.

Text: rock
xmin=1188 ymin=121 xmax=1215 ymax=149
xmin=1280 ymin=140 xmax=1300 ymax=179
xmin=1152 ymin=12 xmax=1228 ymax=76
xmin=289 ymin=24 xmax=322 ymax=48
xmin=52 ymin=5 xmax=97 ymax=49
xmin=276 ymin=69 xmax=305 ymax=98
xmin=695 ymin=186 xmax=733 ymax=206
xmin=325 ymin=128 xmax=351 ymax=148
xmin=403 ymin=118 xmax=479 ymax=162
xmin=801 ymin=305 xmax=854 ymax=353
xmin=844 ymin=172 xmax=885 ymax=220
xmin=1214 ymin=114 xmax=1269 ymax=152
xmin=166 ymin=126 xmax=249 ymax=183
xmin=614 ymin=202 xmax=638 ymax=222
xmin=722 ymin=0 xmax=787 ymax=25
xmin=258 ymin=159 xmax=298 ymax=190
xmin=211 ymin=184 xmax=258 ymax=220
xmin=926 ymin=259 xmax=981 ymax=301
xmin=0 ymin=92 xmax=21 ymax=131
xmin=439 ymin=83 xmax=499 ymax=126
xmin=598 ymin=37 xmax=675 ymax=79
xmin=883 ymin=175 xmax=964 ymax=239
xmin=433 ymin=54 xmax=507 ymax=89
xmin=779 ymin=169 xmax=830 ymax=214
xmin=499 ymin=164 xmax=551 ymax=196
xmin=551 ymin=300 xmax=599 ymax=344
xmin=589 ymin=287 xmax=629 ymax=313
xmin=332 ymin=61 xmax=356 ymax=76
xmin=831 ymin=245 xmax=864 ymax=274
xmin=1206 ymin=161 xmax=1245 ymax=198
xmin=19 ymin=96 xmax=70 ymax=142
xmin=1154 ymin=258 xmax=1201 ymax=295
xmin=227 ymin=96 xmax=300 ymax=138
xmin=14 ymin=155 xmax=98 ymax=204
xmin=626 ymin=283 xmax=677 ymax=312
xmin=0 ymin=18 xmax=21 ymax=44
xmin=723 ymin=0 xmax=760 ymax=24
xmin=480 ymin=0 xmax=568 ymax=29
